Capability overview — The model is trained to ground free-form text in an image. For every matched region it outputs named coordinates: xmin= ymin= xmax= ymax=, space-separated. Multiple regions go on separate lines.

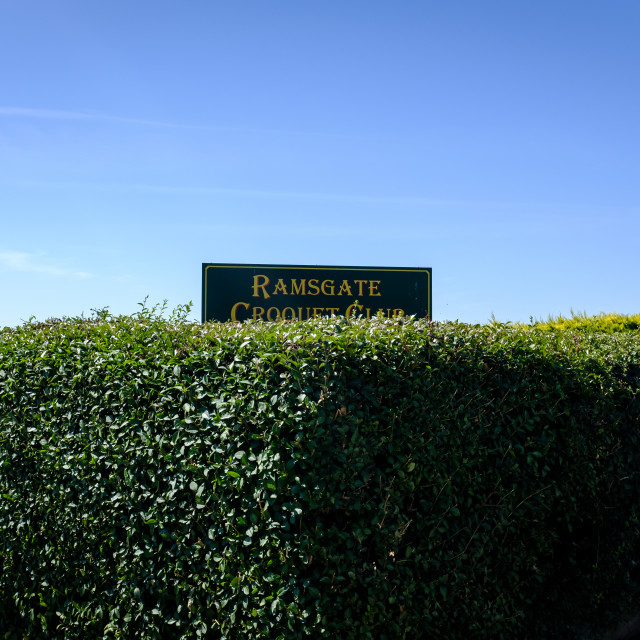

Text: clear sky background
xmin=1 ymin=1 xmax=638 ymax=328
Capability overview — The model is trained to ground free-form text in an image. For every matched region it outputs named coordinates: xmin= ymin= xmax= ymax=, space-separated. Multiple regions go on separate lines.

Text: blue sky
xmin=1 ymin=1 xmax=638 ymax=327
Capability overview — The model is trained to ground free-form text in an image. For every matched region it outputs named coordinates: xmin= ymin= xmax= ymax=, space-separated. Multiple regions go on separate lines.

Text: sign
xmin=202 ymin=263 xmax=432 ymax=323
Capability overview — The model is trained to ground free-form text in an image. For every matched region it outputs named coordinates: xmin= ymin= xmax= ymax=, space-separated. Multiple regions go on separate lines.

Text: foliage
xmin=530 ymin=311 xmax=640 ymax=333
xmin=1 ymin=308 xmax=639 ymax=638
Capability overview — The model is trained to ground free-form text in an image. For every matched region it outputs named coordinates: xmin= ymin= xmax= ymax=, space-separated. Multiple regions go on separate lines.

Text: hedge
xmin=1 ymin=307 xmax=639 ymax=639
xmin=531 ymin=311 xmax=640 ymax=333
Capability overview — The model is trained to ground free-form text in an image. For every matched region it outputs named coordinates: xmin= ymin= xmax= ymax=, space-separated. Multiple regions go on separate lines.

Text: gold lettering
xmin=230 ymin=301 xmax=250 ymax=321
xmin=321 ymin=280 xmax=335 ymax=296
xmin=394 ymin=309 xmax=405 ymax=318
xmin=273 ymin=279 xmax=288 ymax=295
xmin=337 ymin=280 xmax=353 ymax=296
xmin=291 ymin=279 xmax=306 ymax=295
xmin=326 ymin=307 xmax=339 ymax=316
xmin=282 ymin=307 xmax=296 ymax=320
xmin=354 ymin=280 xmax=367 ymax=296
xmin=252 ymin=275 xmax=271 ymax=299
xmin=312 ymin=307 xmax=324 ymax=318
xmin=369 ymin=280 xmax=381 ymax=296
xmin=252 ymin=306 xmax=265 ymax=320
xmin=308 ymin=279 xmax=320 ymax=295
xmin=266 ymin=307 xmax=280 ymax=321
xmin=298 ymin=307 xmax=312 ymax=320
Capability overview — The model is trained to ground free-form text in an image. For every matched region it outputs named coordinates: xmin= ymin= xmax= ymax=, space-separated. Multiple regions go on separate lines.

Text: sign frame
xmin=202 ymin=263 xmax=432 ymax=323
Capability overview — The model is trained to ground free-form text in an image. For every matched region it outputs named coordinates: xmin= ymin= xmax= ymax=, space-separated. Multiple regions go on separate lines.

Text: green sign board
xmin=202 ymin=263 xmax=432 ymax=323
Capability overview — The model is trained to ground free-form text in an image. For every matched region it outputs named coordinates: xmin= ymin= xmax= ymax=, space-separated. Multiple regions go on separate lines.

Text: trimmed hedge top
xmin=1 ymin=307 xmax=639 ymax=639
xmin=531 ymin=311 xmax=640 ymax=333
